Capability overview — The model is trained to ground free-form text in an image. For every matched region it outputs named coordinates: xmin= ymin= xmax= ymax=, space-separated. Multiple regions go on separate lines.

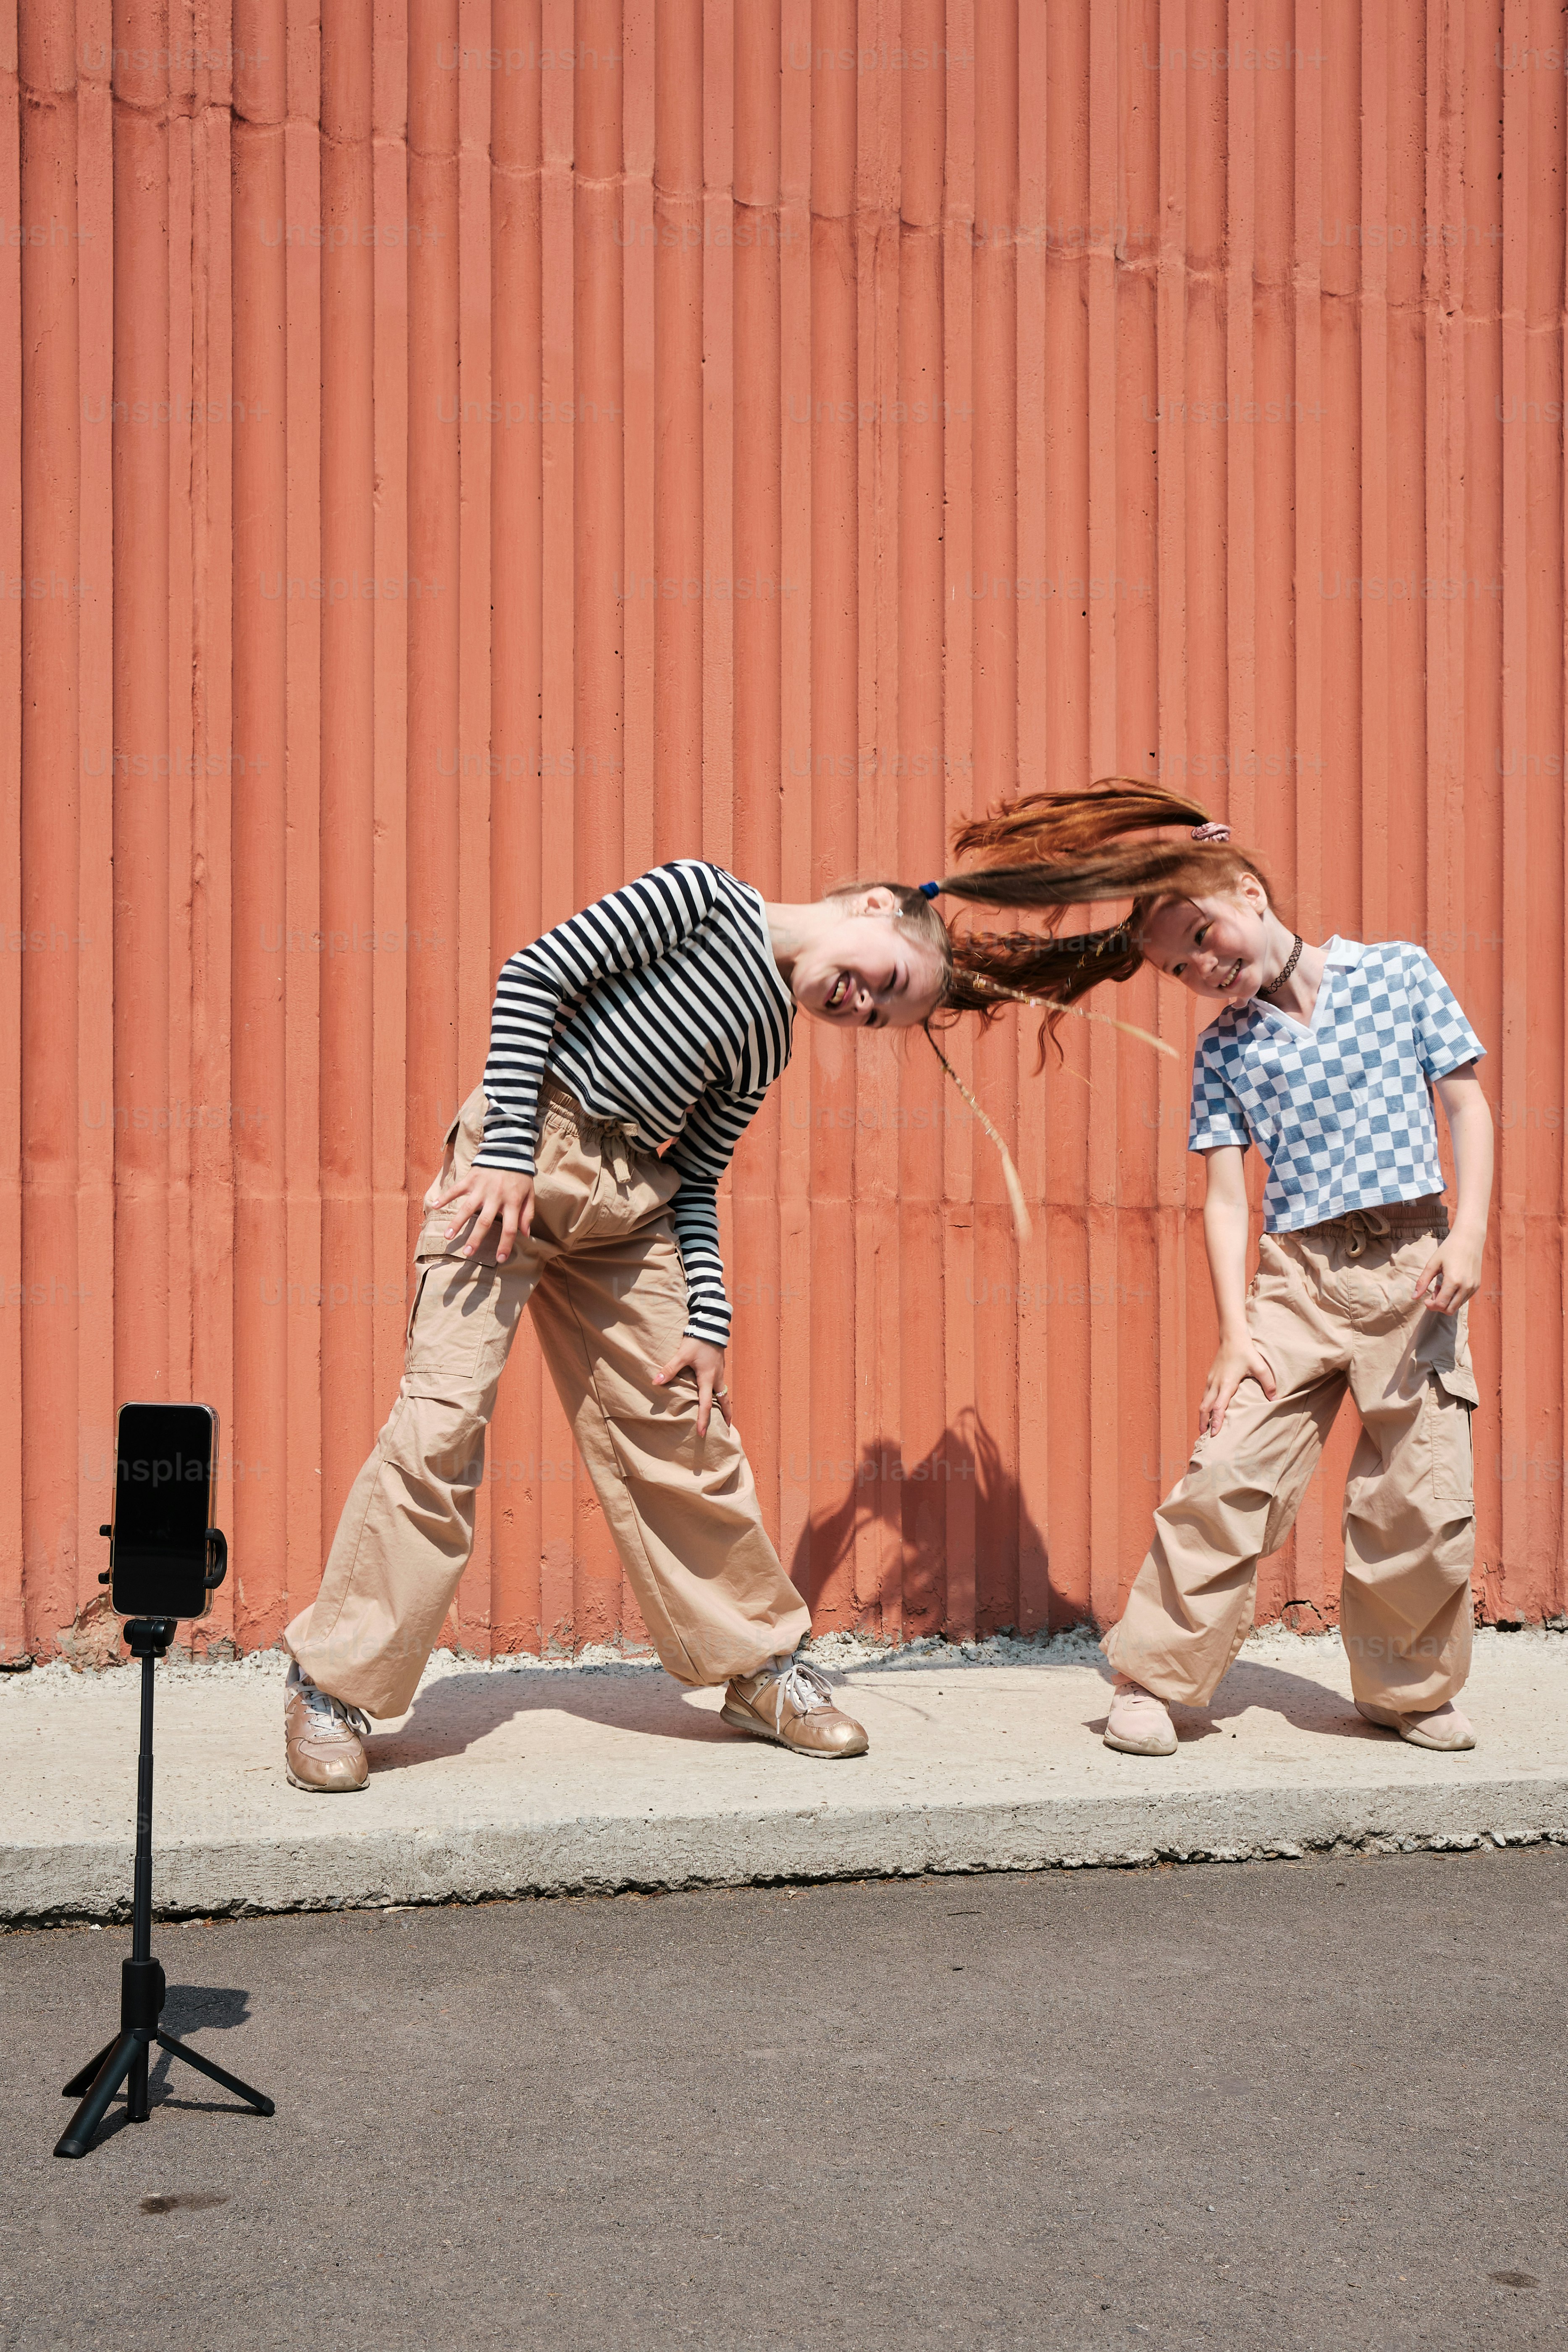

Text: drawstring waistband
xmin=1306 ymin=1198 xmax=1450 ymax=1257
xmin=538 ymin=1077 xmax=642 ymax=1183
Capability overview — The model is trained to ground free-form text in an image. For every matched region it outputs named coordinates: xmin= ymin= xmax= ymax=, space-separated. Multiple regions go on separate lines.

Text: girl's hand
xmin=653 ymin=1337 xmax=730 ymax=1437
xmin=1198 ymin=1336 xmax=1277 ymax=1437
xmin=432 ymin=1170 xmax=534 ymax=1264
xmin=1414 ymin=1231 xmax=1485 ymax=1316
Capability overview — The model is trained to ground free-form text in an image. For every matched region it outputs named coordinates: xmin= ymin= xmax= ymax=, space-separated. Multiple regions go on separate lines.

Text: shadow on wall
xmin=788 ymin=1408 xmax=1053 ymax=1641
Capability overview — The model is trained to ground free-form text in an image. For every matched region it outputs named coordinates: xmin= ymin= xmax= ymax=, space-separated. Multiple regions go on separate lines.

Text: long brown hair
xmin=830 ymin=781 xmax=1280 ymax=1236
xmin=930 ymin=779 xmax=1282 ymax=1062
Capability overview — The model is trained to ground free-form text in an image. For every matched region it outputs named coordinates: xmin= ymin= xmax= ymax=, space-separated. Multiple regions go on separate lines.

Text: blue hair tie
xmin=918 ymin=880 xmax=942 ymax=899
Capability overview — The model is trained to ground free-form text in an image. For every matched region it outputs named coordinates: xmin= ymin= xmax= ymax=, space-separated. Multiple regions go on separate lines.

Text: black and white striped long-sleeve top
xmin=471 ymin=861 xmax=794 ymax=1346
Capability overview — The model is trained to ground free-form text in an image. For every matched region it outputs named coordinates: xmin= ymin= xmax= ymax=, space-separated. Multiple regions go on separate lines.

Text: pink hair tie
xmin=1190 ymin=821 xmax=1231 ymax=843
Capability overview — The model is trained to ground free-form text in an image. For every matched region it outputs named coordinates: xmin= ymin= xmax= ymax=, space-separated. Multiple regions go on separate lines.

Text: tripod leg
xmin=62 ymin=2035 xmax=121 ymax=2100
xmin=156 ymin=2030 xmax=275 ymax=2116
xmin=127 ymin=2037 xmax=151 ymax=2123
xmin=54 ymin=2031 xmax=141 ymax=2158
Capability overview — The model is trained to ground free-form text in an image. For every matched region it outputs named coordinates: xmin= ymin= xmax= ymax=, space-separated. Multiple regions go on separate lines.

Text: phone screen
xmin=110 ymin=1403 xmax=218 ymax=1619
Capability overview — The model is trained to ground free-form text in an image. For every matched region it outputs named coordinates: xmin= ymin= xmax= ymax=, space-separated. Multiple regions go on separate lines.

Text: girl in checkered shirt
xmin=930 ymin=781 xmax=1494 ymax=1757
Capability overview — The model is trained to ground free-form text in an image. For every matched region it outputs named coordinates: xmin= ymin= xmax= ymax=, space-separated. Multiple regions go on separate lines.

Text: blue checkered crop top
xmin=1186 ymin=938 xmax=1486 ymax=1232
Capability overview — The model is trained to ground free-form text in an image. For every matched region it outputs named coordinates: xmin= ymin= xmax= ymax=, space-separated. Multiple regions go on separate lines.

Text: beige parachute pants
xmin=286 ymin=1081 xmax=810 ymax=1717
xmin=1102 ymin=1198 xmax=1477 ymax=1712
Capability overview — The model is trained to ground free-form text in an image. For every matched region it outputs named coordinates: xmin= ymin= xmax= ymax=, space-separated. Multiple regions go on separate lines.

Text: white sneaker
xmin=1103 ymin=1675 xmax=1178 ymax=1756
xmin=1355 ymin=1697 xmax=1476 ymax=1751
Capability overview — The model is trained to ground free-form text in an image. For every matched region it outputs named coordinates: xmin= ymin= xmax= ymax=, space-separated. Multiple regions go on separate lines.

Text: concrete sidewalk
xmin=4 ymin=1624 xmax=1567 ymax=1922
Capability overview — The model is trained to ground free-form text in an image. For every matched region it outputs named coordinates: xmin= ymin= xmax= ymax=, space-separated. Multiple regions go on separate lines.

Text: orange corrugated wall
xmin=2 ymin=1 xmax=1563 ymax=1667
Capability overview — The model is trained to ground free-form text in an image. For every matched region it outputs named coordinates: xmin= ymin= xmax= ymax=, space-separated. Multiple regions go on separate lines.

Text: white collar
xmin=1239 ymin=936 xmax=1357 ymax=1034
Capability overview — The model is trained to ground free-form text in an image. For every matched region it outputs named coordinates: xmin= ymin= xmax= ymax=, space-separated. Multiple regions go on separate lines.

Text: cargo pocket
xmin=1428 ymin=1365 xmax=1477 ymax=1506
xmin=419 ymin=1102 xmax=470 ymax=1221
xmin=404 ymin=1258 xmax=437 ymax=1350
xmin=1416 ymin=1322 xmax=1478 ymax=1509
xmin=408 ymin=1251 xmax=526 ymax=1391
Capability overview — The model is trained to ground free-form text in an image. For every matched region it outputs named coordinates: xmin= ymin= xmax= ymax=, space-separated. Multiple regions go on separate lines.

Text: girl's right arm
xmin=1197 ymin=1143 xmax=1277 ymax=1435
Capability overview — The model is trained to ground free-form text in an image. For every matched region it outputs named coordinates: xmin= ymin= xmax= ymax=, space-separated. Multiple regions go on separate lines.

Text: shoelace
xmin=765 ymin=1656 xmax=833 ymax=1722
xmin=300 ymin=1680 xmax=370 ymax=1740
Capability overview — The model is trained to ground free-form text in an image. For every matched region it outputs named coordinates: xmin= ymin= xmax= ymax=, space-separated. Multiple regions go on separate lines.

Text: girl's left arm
xmin=654 ymin=1078 xmax=771 ymax=1438
xmin=1420 ymin=1063 xmax=1494 ymax=1313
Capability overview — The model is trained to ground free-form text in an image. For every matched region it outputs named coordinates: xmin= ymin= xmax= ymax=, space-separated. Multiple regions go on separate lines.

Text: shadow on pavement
xmin=1085 ymin=1656 xmax=1388 ymax=1745
xmin=148 ymin=1983 xmax=261 ymax=2105
xmin=369 ymin=1661 xmax=746 ymax=1767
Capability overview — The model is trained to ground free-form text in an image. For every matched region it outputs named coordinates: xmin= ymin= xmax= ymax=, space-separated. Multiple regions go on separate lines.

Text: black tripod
xmin=55 ymin=1611 xmax=275 ymax=2158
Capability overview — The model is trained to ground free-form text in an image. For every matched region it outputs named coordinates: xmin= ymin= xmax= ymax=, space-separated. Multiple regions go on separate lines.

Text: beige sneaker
xmin=1103 ymin=1675 xmax=1178 ymax=1756
xmin=721 ymin=1655 xmax=869 ymax=1758
xmin=284 ymin=1661 xmax=372 ymax=1791
xmin=1355 ymin=1697 xmax=1476 ymax=1751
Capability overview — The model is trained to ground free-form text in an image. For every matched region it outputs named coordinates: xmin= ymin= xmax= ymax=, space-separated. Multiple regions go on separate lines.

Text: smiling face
xmin=789 ymin=905 xmax=948 ymax=1029
xmin=1137 ymin=875 xmax=1274 ymax=1006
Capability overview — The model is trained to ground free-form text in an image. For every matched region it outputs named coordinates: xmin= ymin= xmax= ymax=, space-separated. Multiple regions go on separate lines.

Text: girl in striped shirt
xmin=281 ymin=837 xmax=1157 ymax=1791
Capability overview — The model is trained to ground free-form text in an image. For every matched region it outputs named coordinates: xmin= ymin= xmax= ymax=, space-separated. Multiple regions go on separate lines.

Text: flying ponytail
xmin=839 ymin=779 xmax=1282 ymax=1242
xmin=927 ymin=778 xmax=1282 ymax=1060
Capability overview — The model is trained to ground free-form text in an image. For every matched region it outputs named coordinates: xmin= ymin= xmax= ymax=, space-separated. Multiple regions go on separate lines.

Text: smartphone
xmin=108 ymin=1402 xmax=221 ymax=1620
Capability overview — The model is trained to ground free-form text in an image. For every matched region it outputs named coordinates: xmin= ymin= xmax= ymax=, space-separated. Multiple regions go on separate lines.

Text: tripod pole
xmin=132 ymin=1641 xmax=155 ymax=1964
xmin=125 ymin=1640 xmax=158 ymax=2121
xmin=55 ymin=1620 xmax=171 ymax=2155
xmin=57 ymin=1616 xmax=272 ymax=2157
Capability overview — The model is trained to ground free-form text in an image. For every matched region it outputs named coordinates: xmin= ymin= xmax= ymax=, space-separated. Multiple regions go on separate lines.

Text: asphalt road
xmin=3 ymin=1848 xmax=1565 ymax=2351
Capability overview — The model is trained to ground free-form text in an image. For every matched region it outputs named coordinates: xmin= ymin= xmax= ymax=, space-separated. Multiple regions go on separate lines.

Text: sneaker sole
xmin=1102 ymin=1731 xmax=1178 ymax=1757
xmin=284 ymin=1762 xmax=369 ymax=1793
xmin=1355 ymin=1703 xmax=1476 ymax=1752
xmin=718 ymin=1701 xmax=868 ymax=1758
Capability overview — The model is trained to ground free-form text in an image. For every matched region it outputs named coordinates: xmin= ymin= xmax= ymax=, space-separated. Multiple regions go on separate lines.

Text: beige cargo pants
xmin=1102 ymin=1197 xmax=1478 ymax=1711
xmin=286 ymin=1081 xmax=811 ymax=1718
